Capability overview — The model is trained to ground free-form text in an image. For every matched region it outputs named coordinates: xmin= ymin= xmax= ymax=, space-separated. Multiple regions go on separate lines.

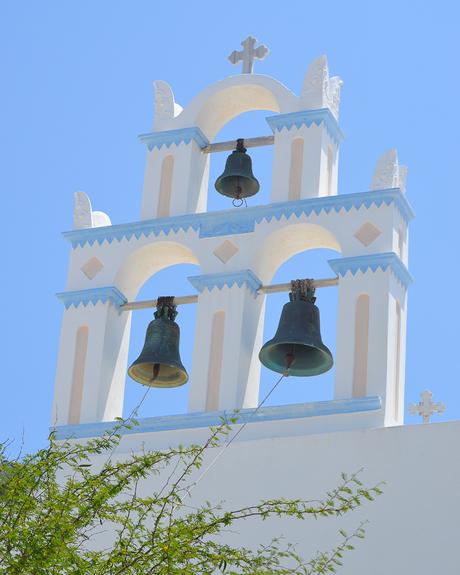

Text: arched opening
xmin=207 ymin=110 xmax=274 ymax=212
xmin=167 ymin=75 xmax=297 ymax=217
xmin=116 ymin=240 xmax=201 ymax=419
xmin=258 ymin=248 xmax=339 ymax=407
xmin=123 ymin=262 xmax=200 ymax=420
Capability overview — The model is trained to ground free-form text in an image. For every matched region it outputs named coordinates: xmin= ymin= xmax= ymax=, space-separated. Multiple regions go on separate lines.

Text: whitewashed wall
xmin=72 ymin=419 xmax=459 ymax=575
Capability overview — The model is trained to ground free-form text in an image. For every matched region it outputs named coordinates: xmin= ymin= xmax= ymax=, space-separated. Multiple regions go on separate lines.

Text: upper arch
xmin=168 ymin=75 xmax=300 ymax=140
xmin=114 ymin=241 xmax=199 ymax=301
xmin=252 ymin=223 xmax=341 ymax=283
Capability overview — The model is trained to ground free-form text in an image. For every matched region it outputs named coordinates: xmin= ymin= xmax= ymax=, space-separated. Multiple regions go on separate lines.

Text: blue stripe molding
xmin=139 ymin=127 xmax=209 ymax=151
xmin=63 ymin=188 xmax=414 ymax=249
xmin=328 ymin=252 xmax=412 ymax=289
xmin=52 ymin=396 xmax=382 ymax=440
xmin=266 ymin=108 xmax=345 ymax=144
xmin=56 ymin=286 xmax=128 ymax=309
xmin=188 ymin=270 xmax=262 ymax=295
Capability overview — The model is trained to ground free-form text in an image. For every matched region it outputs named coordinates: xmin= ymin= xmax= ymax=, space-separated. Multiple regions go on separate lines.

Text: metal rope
xmin=191 ymin=372 xmax=286 ymax=488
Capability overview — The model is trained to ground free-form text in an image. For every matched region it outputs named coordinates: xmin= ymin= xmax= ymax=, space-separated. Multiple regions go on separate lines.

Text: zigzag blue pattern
xmin=328 ymin=252 xmax=412 ymax=289
xmin=188 ymin=270 xmax=262 ymax=295
xmin=56 ymin=286 xmax=128 ymax=309
xmin=63 ymin=188 xmax=414 ymax=249
xmin=139 ymin=127 xmax=209 ymax=151
xmin=266 ymin=108 xmax=345 ymax=144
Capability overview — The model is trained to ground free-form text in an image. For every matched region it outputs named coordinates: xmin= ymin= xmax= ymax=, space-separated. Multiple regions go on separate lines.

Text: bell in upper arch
xmin=259 ymin=280 xmax=333 ymax=377
xmin=128 ymin=297 xmax=188 ymax=388
xmin=214 ymin=139 xmax=260 ymax=201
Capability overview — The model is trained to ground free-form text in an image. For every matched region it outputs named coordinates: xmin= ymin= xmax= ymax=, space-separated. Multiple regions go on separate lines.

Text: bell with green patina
xmin=128 ymin=297 xmax=188 ymax=388
xmin=259 ymin=281 xmax=333 ymax=377
xmin=215 ymin=139 xmax=260 ymax=201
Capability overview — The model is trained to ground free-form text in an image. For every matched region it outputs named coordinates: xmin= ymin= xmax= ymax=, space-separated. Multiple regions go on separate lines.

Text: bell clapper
xmin=283 ymin=348 xmax=296 ymax=376
xmin=151 ymin=362 xmax=160 ymax=383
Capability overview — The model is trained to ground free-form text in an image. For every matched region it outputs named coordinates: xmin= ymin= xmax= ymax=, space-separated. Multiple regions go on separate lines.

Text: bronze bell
xmin=214 ymin=139 xmax=260 ymax=201
xmin=128 ymin=297 xmax=188 ymax=388
xmin=259 ymin=280 xmax=333 ymax=377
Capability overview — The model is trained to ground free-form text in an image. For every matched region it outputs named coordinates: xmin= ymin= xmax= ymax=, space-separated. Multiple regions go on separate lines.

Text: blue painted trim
xmin=139 ymin=127 xmax=209 ymax=151
xmin=56 ymin=286 xmax=128 ymax=309
xmin=199 ymin=210 xmax=256 ymax=238
xmin=52 ymin=396 xmax=382 ymax=440
xmin=63 ymin=189 xmax=414 ymax=248
xmin=188 ymin=270 xmax=262 ymax=295
xmin=328 ymin=252 xmax=412 ymax=289
xmin=266 ymin=108 xmax=345 ymax=144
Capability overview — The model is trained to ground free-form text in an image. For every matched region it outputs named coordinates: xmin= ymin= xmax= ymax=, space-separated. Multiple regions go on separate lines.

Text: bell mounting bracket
xmin=289 ymin=279 xmax=316 ymax=303
xmin=235 ymin=138 xmax=247 ymax=153
xmin=154 ymin=296 xmax=178 ymax=321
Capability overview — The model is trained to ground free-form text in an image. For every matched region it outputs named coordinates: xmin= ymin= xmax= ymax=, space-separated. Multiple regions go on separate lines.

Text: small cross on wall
xmin=408 ymin=390 xmax=445 ymax=424
xmin=228 ymin=36 xmax=269 ymax=74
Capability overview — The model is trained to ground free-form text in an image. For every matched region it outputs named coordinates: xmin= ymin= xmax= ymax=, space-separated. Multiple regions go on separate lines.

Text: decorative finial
xmin=409 ymin=390 xmax=445 ymax=424
xmin=73 ymin=191 xmax=111 ymax=230
xmin=228 ymin=36 xmax=269 ymax=74
xmin=301 ymin=56 xmax=343 ymax=120
xmin=370 ymin=149 xmax=408 ymax=193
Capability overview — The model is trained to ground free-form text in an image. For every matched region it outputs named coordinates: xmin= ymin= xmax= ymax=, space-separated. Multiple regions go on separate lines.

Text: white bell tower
xmin=52 ymin=38 xmax=412 ymax=431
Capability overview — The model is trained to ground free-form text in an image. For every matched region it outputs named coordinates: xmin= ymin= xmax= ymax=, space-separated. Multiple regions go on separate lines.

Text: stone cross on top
xmin=228 ymin=36 xmax=269 ymax=74
xmin=409 ymin=390 xmax=445 ymax=424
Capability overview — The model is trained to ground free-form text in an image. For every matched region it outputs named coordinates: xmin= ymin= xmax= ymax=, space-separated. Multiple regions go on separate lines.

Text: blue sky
xmin=1 ymin=1 xmax=459 ymax=453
